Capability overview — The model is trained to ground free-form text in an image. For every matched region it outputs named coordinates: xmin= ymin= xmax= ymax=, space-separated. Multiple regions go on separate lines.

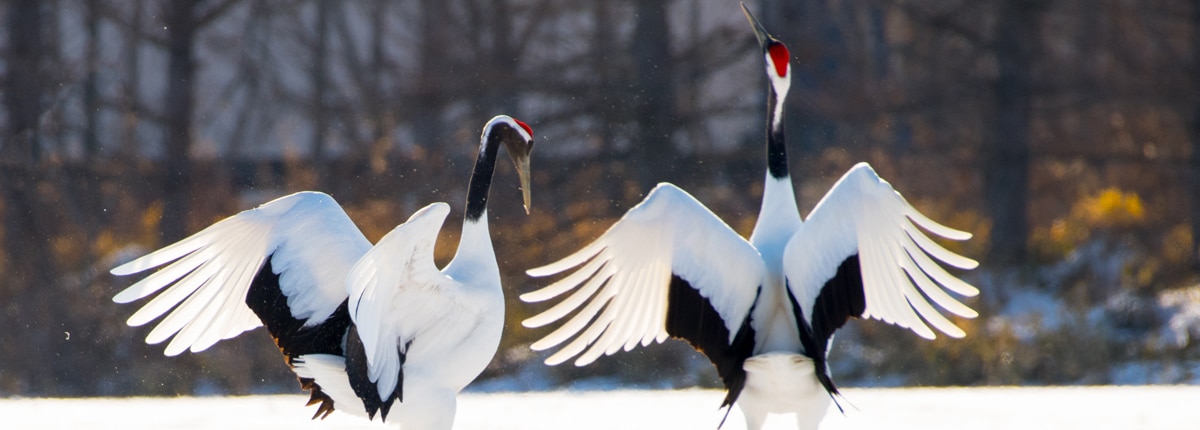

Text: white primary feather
xmin=346 ymin=202 xmax=464 ymax=402
xmin=522 ymin=183 xmax=765 ymax=366
xmin=110 ymin=192 xmax=371 ymax=356
xmin=783 ymin=163 xmax=978 ymax=341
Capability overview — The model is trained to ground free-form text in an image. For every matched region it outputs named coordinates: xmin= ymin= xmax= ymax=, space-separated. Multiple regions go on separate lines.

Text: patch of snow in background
xmin=993 ymin=288 xmax=1070 ymax=341
xmin=1110 ymin=362 xmax=1200 ymax=385
xmin=1158 ymin=286 xmax=1200 ymax=349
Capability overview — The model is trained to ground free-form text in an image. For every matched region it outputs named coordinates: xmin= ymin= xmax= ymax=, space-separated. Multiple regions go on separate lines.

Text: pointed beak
xmin=741 ymin=3 xmax=771 ymax=49
xmin=516 ymin=154 xmax=531 ymax=214
xmin=503 ymin=137 xmax=533 ymax=215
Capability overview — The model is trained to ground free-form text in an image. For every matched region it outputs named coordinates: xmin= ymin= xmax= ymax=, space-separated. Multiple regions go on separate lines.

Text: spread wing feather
xmin=784 ymin=163 xmax=978 ymax=345
xmin=111 ymin=192 xmax=371 ymax=356
xmin=522 ymin=183 xmax=765 ymax=367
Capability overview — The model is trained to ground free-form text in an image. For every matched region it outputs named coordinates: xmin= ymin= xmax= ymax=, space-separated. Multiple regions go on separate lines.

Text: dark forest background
xmin=2 ymin=0 xmax=1199 ymax=397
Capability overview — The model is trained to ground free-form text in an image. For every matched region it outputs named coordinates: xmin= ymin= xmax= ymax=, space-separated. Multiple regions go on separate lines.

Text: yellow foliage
xmin=1047 ymin=218 xmax=1086 ymax=247
xmin=92 ymin=230 xmax=118 ymax=256
xmin=52 ymin=235 xmax=83 ymax=268
xmin=1074 ymin=188 xmax=1145 ymax=228
xmin=1161 ymin=224 xmax=1194 ymax=267
xmin=1033 ymin=187 xmax=1149 ymax=259
xmin=141 ymin=201 xmax=164 ymax=234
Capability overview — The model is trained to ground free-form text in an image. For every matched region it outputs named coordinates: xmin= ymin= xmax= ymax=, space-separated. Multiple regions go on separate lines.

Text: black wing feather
xmin=664 ymin=275 xmax=759 ymax=426
xmin=787 ymin=255 xmax=865 ymax=409
xmin=244 ymin=257 xmax=352 ymax=419
xmin=344 ymin=323 xmax=406 ymax=422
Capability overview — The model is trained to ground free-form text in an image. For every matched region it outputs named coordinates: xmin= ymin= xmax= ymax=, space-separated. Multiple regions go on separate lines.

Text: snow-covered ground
xmin=3 ymin=386 xmax=1194 ymax=429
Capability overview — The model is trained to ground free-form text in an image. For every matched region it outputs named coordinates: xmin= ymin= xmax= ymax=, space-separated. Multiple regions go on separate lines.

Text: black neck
xmin=766 ymin=86 xmax=789 ymax=179
xmin=464 ymin=131 xmax=503 ymax=222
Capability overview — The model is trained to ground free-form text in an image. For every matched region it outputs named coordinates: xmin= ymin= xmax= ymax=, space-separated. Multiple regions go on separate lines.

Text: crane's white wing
xmin=345 ymin=202 xmax=462 ymax=405
xmin=522 ymin=183 xmax=765 ymax=368
xmin=111 ymin=192 xmax=371 ymax=356
xmin=784 ymin=162 xmax=978 ymax=347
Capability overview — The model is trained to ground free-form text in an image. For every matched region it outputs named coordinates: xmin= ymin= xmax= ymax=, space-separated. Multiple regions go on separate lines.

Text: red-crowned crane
xmin=111 ymin=115 xmax=534 ymax=430
xmin=519 ymin=6 xmax=979 ymax=430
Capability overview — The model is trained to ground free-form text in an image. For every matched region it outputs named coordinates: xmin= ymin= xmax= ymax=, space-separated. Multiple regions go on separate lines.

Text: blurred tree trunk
xmin=120 ymin=0 xmax=144 ymax=157
xmin=631 ymin=0 xmax=676 ymax=191
xmin=160 ymin=0 xmax=204 ymax=242
xmin=44 ymin=0 xmax=67 ymax=154
xmin=367 ymin=0 xmax=393 ymax=176
xmin=983 ymin=0 xmax=1038 ymax=265
xmin=2 ymin=0 xmax=48 ymax=265
xmin=77 ymin=0 xmax=105 ymax=253
xmin=84 ymin=0 xmax=101 ymax=160
xmin=4 ymin=0 xmax=44 ymax=164
xmin=471 ymin=0 xmax=519 ymax=117
xmin=1 ymin=0 xmax=55 ymax=391
xmin=866 ymin=2 xmax=913 ymax=159
xmin=589 ymin=1 xmax=627 ymax=206
xmin=158 ymin=0 xmax=241 ymax=240
xmin=1191 ymin=1 xmax=1200 ymax=271
xmin=415 ymin=0 xmax=447 ymax=139
xmin=591 ymin=1 xmax=618 ymax=152
xmin=414 ymin=1 xmax=447 ymax=165
xmin=312 ymin=0 xmax=331 ymax=187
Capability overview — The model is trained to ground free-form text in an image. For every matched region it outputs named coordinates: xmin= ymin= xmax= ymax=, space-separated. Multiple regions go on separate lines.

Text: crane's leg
xmin=790 ymin=390 xmax=833 ymax=430
xmin=391 ymin=387 xmax=456 ymax=430
xmin=738 ymin=402 xmax=768 ymax=430
xmin=793 ymin=412 xmax=822 ymax=430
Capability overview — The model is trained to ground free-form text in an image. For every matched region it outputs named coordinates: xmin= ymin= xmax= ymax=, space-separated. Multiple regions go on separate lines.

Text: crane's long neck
xmin=751 ymin=84 xmax=801 ymax=253
xmin=452 ymin=133 xmax=502 ymax=278
xmin=766 ymin=85 xmax=788 ymax=180
xmin=465 ymin=132 xmax=504 ymax=222
xmin=750 ymin=84 xmax=804 ymax=354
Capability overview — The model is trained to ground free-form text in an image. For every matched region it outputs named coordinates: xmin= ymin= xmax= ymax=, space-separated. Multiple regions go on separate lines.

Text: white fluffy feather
xmin=346 ymin=202 xmax=462 ymax=402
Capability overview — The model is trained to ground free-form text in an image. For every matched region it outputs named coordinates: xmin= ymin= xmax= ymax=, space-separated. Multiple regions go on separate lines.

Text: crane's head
xmin=741 ymin=3 xmax=791 ymax=99
xmin=483 ymin=115 xmax=534 ymax=214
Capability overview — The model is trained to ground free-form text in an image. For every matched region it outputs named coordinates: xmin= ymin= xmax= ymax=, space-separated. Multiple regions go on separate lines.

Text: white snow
xmin=2 ymin=386 xmax=1193 ymax=430
xmin=1159 ymin=286 xmax=1200 ymax=349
